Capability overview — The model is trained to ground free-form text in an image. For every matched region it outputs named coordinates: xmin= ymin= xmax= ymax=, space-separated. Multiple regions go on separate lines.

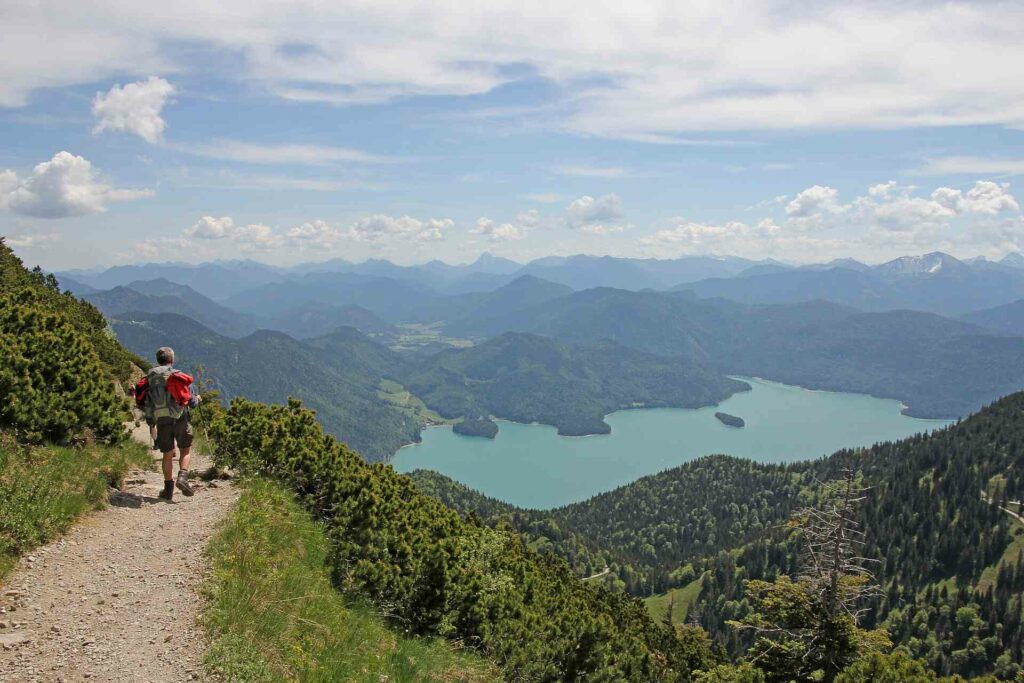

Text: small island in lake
xmin=715 ymin=412 xmax=745 ymax=428
xmin=453 ymin=416 xmax=500 ymax=439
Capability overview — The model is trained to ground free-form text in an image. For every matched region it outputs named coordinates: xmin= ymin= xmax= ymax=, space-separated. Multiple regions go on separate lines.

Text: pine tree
xmin=729 ymin=470 xmax=890 ymax=682
xmin=0 ymin=289 xmax=127 ymax=443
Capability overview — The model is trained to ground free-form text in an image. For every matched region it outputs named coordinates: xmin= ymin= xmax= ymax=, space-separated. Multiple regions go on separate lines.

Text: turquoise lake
xmin=391 ymin=377 xmax=953 ymax=509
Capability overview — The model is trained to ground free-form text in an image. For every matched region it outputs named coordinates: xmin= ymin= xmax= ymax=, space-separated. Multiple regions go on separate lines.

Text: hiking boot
xmin=175 ymin=471 xmax=195 ymax=497
xmin=158 ymin=481 xmax=174 ymax=501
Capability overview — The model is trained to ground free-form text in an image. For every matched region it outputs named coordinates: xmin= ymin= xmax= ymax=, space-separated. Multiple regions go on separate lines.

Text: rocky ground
xmin=0 ymin=424 xmax=238 ymax=682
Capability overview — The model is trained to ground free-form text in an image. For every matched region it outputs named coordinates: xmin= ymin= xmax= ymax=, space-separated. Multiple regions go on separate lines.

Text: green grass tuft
xmin=202 ymin=479 xmax=499 ymax=683
xmin=975 ymin=517 xmax=1024 ymax=595
xmin=645 ymin=573 xmax=706 ymax=626
xmin=0 ymin=434 xmax=151 ymax=579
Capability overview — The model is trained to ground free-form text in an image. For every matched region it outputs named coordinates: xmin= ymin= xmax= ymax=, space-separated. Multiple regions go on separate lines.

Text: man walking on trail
xmin=145 ymin=347 xmax=202 ymax=501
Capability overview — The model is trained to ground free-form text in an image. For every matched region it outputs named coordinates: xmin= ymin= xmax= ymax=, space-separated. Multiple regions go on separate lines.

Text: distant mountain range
xmin=960 ymin=298 xmax=1024 ymax=336
xmin=85 ymin=278 xmax=398 ymax=340
xmin=78 ymin=249 xmax=1024 ymax=439
xmin=85 ymin=279 xmax=259 ymax=337
xmin=61 ymin=250 xmax=1024 ymax=320
xmin=58 ymin=253 xmax=770 ymax=300
xmin=679 ymin=251 xmax=1024 ymax=316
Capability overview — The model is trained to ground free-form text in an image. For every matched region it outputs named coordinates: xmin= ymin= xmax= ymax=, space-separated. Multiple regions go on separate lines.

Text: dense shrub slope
xmin=203 ymin=479 xmax=498 ymax=682
xmin=208 ymin=397 xmax=721 ymax=682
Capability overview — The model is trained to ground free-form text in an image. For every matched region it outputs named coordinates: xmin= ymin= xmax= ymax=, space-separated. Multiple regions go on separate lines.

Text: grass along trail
xmin=0 ymin=422 xmax=238 ymax=682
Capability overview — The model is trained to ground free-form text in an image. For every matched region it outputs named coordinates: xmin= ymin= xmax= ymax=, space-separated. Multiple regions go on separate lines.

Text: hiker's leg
xmin=174 ymin=421 xmax=196 ymax=496
xmin=162 ymin=450 xmax=175 ymax=481
xmin=177 ymin=418 xmax=194 ymax=473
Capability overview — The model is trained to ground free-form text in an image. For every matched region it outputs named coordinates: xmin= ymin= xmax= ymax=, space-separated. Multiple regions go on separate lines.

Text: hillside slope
xmin=405 ymin=331 xmax=746 ymax=435
xmin=86 ymin=279 xmax=258 ymax=337
xmin=961 ymin=298 xmax=1024 ymax=336
xmin=450 ymin=286 xmax=1024 ymax=418
xmin=410 ymin=390 xmax=1024 ymax=678
xmin=109 ymin=313 xmax=419 ymax=460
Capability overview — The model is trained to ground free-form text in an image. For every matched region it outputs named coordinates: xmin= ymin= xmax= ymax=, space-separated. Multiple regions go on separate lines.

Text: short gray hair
xmin=156 ymin=347 xmax=175 ymax=365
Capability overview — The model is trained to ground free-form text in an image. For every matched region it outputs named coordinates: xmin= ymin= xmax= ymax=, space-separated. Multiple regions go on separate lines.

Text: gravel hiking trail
xmin=0 ymin=423 xmax=238 ymax=682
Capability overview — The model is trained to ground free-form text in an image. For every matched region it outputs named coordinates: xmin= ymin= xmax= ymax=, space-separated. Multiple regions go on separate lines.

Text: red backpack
xmin=134 ymin=377 xmax=149 ymax=411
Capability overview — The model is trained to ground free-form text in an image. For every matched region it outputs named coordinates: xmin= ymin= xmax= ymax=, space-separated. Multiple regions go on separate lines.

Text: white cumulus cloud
xmin=134 ymin=237 xmax=192 ymax=260
xmin=233 ymin=223 xmax=282 ymax=252
xmin=472 ymin=210 xmax=543 ymax=242
xmin=959 ymin=181 xmax=1020 ymax=215
xmin=785 ymin=185 xmax=844 ymax=228
xmin=0 ymin=151 xmax=153 ymax=219
xmin=347 ymin=215 xmax=453 ymax=243
xmin=92 ymin=76 xmax=175 ymax=143
xmin=185 ymin=215 xmax=236 ymax=239
xmin=565 ymin=194 xmax=625 ymax=234
xmin=5 ymin=232 xmax=59 ymax=248
xmin=181 ymin=215 xmax=284 ymax=252
xmin=640 ymin=179 xmax=1024 ymax=261
xmin=472 ymin=218 xmax=524 ymax=242
xmin=287 ymin=219 xmax=343 ymax=248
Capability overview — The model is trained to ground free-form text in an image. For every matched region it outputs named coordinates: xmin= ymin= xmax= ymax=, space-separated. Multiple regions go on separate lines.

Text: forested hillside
xmin=411 ymin=392 xmax=1024 ymax=678
xmin=85 ymin=279 xmax=258 ymax=337
xmin=405 ymin=332 xmax=745 ymax=435
xmin=448 ymin=286 xmax=1024 ymax=418
xmin=109 ymin=312 xmax=420 ymax=460
xmin=961 ymin=299 xmax=1024 ymax=336
xmin=108 ymin=312 xmax=745 ymax=452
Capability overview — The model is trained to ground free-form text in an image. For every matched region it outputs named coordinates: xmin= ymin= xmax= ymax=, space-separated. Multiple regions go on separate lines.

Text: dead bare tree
xmin=794 ymin=468 xmax=881 ymax=623
xmin=730 ymin=468 xmax=888 ymax=681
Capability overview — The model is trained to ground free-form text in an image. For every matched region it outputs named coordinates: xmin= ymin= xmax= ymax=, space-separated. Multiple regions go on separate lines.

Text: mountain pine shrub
xmin=0 ymin=289 xmax=128 ymax=443
xmin=209 ymin=396 xmax=720 ymax=681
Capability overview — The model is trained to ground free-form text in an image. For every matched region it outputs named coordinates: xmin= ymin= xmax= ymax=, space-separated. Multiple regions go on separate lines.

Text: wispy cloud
xmin=522 ymin=192 xmax=566 ymax=204
xmin=913 ymin=156 xmax=1024 ymax=177
xmin=181 ymin=170 xmax=382 ymax=192
xmin=171 ymin=139 xmax=397 ymax=166
xmin=3 ymin=2 xmax=1024 ymax=140
xmin=555 ymin=165 xmax=631 ymax=178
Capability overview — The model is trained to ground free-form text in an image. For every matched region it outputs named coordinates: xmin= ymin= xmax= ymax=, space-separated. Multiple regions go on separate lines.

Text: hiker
xmin=144 ymin=347 xmax=203 ymax=501
xmin=128 ymin=383 xmax=160 ymax=449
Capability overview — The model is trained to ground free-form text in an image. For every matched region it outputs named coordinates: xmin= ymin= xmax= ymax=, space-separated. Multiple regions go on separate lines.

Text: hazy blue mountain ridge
xmin=960 ymin=299 xmax=1024 ymax=336
xmin=681 ymin=252 xmax=1024 ymax=316
xmin=85 ymin=279 xmax=259 ymax=337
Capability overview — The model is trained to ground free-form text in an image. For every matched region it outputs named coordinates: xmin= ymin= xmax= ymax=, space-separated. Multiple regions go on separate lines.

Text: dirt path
xmin=0 ymin=423 xmax=238 ymax=682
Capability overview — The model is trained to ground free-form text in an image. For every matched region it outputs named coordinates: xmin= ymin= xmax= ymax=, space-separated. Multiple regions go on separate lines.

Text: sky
xmin=1 ymin=0 xmax=1024 ymax=271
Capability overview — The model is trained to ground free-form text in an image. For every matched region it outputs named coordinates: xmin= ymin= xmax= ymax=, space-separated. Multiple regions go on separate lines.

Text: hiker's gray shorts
xmin=156 ymin=415 xmax=193 ymax=453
